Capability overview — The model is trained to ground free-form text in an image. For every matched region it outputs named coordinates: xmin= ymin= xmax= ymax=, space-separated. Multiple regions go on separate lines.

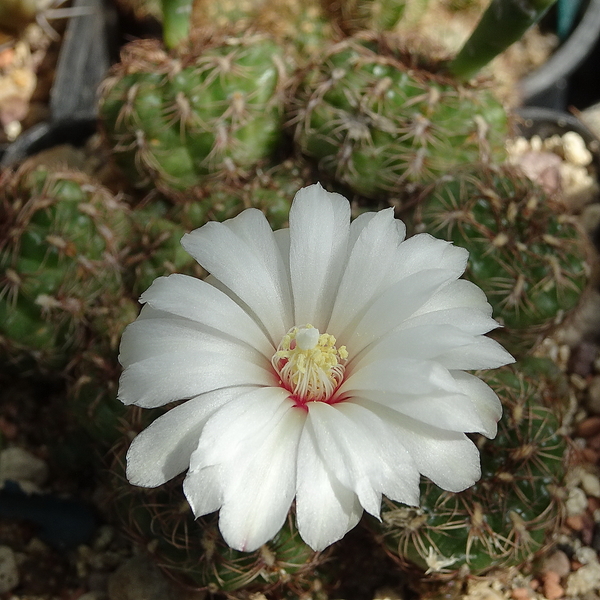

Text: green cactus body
xmin=323 ymin=0 xmax=407 ymax=33
xmin=413 ymin=164 xmax=590 ymax=357
xmin=109 ymin=424 xmax=324 ymax=593
xmin=100 ymin=35 xmax=291 ymax=196
xmin=173 ymin=159 xmax=314 ymax=231
xmin=0 ymin=166 xmax=131 ymax=371
xmin=126 ymin=202 xmax=205 ymax=299
xmin=378 ymin=357 xmax=569 ymax=577
xmin=291 ymin=36 xmax=508 ymax=200
xmin=190 ymin=0 xmax=335 ymax=61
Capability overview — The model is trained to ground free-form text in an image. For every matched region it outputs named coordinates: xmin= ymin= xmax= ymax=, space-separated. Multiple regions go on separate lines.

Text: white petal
xmin=183 ymin=465 xmax=223 ymax=516
xmin=217 ymin=402 xmax=305 ymax=551
xmin=390 ymin=233 xmax=468 ymax=283
xmin=341 ymin=355 xmax=486 ymax=433
xmin=119 ymin=313 xmax=266 ymax=367
xmin=296 ymin=427 xmax=363 ymax=551
xmin=342 ymin=356 xmax=460 ymax=397
xmin=328 ymin=208 xmax=405 ymax=335
xmin=357 ymin=399 xmax=481 ymax=492
xmin=451 ymin=371 xmax=502 ymax=438
xmin=118 ymin=352 xmax=274 ymax=408
xmin=184 ymin=387 xmax=303 ymax=548
xmin=125 ymin=387 xmax=241 ymax=487
xmin=347 ymin=210 xmax=406 ymax=250
xmin=344 ymin=268 xmax=456 ymax=352
xmin=351 ymin=324 xmax=480 ymax=369
xmin=139 ymin=274 xmax=273 ymax=357
xmin=189 ymin=387 xmax=292 ymax=471
xmin=436 ymin=336 xmax=515 ymax=370
xmin=412 ymin=279 xmax=493 ymax=316
xmin=337 ymin=401 xmax=420 ymax=506
xmin=181 ymin=209 xmax=292 ymax=343
xmin=304 ymin=402 xmax=380 ymax=515
xmin=289 ymin=183 xmax=351 ymax=330
xmin=400 ymin=307 xmax=499 ymax=336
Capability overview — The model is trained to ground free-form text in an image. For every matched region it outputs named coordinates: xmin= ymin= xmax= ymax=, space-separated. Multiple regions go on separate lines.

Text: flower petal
xmin=217 ymin=412 xmax=304 ymax=551
xmin=341 ymin=357 xmax=487 ymax=433
xmin=411 ymin=279 xmax=493 ymax=316
xmin=289 ymin=183 xmax=351 ymax=330
xmin=451 ymin=371 xmax=502 ymax=438
xmin=328 ymin=208 xmax=406 ymax=335
xmin=183 ymin=465 xmax=223 ymax=516
xmin=118 ymin=351 xmax=274 ymax=408
xmin=351 ymin=324 xmax=482 ymax=368
xmin=296 ymin=427 xmax=363 ymax=551
xmin=303 ymin=401 xmax=421 ymax=517
xmin=337 ymin=401 xmax=421 ymax=506
xmin=343 ymin=268 xmax=457 ymax=352
xmin=342 ymin=356 xmax=459 ymax=397
xmin=119 ymin=311 xmax=266 ymax=367
xmin=357 ymin=399 xmax=482 ymax=492
xmin=436 ymin=336 xmax=515 ymax=370
xmin=304 ymin=402 xmax=380 ymax=515
xmin=126 ymin=387 xmax=244 ymax=487
xmin=139 ymin=274 xmax=274 ymax=357
xmin=181 ymin=209 xmax=292 ymax=343
xmin=188 ymin=387 xmax=292 ymax=471
xmin=390 ymin=233 xmax=468 ymax=283
xmin=188 ymin=389 xmax=305 ymax=552
xmin=401 ymin=307 xmax=498 ymax=336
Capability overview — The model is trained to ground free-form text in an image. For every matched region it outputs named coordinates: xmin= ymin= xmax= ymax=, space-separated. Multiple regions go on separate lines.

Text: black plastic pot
xmin=520 ymin=0 xmax=600 ymax=109
xmin=0 ymin=0 xmax=114 ymax=167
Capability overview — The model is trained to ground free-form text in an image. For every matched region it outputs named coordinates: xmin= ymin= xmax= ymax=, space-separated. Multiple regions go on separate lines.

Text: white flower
xmin=118 ymin=183 xmax=514 ymax=553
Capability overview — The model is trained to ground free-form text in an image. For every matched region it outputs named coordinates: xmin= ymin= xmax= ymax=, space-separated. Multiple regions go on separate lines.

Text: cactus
xmin=290 ymin=35 xmax=508 ymax=200
xmin=191 ymin=0 xmax=335 ymax=60
xmin=0 ymin=164 xmax=131 ymax=373
xmin=413 ymin=163 xmax=591 ymax=357
xmin=99 ymin=34 xmax=293 ymax=197
xmin=108 ymin=417 xmax=327 ymax=593
xmin=377 ymin=356 xmax=569 ymax=577
xmin=322 ymin=0 xmax=408 ymax=34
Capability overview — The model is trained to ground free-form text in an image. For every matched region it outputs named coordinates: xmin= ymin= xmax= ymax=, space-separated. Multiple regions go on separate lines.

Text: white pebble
xmin=566 ymin=486 xmax=588 ymax=516
xmin=562 ymin=131 xmax=593 ymax=166
xmin=580 ymin=471 xmax=600 ymax=498
xmin=0 ymin=447 xmax=48 ymax=488
xmin=0 ymin=546 xmax=19 ymax=594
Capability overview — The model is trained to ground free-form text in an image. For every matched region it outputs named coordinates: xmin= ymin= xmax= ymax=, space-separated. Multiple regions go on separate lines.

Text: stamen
xmin=272 ymin=324 xmax=348 ymax=405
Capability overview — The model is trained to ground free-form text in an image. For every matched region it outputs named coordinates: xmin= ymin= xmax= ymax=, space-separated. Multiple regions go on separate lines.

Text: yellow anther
xmin=272 ymin=324 xmax=347 ymax=404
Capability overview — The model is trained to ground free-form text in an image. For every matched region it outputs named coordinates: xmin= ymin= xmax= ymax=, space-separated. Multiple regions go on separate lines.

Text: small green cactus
xmin=99 ymin=34 xmax=293 ymax=196
xmin=290 ymin=35 xmax=508 ymax=200
xmin=413 ymin=163 xmax=591 ymax=357
xmin=377 ymin=356 xmax=569 ymax=577
xmin=0 ymin=164 xmax=131 ymax=372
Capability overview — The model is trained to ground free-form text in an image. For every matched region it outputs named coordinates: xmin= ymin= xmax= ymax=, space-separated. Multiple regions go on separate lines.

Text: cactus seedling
xmin=413 ymin=163 xmax=591 ymax=357
xmin=99 ymin=33 xmax=292 ymax=197
xmin=0 ymin=164 xmax=131 ymax=372
xmin=290 ymin=35 xmax=509 ymax=200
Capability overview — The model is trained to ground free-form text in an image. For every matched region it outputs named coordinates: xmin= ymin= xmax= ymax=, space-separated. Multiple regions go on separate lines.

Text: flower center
xmin=272 ymin=324 xmax=348 ymax=405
